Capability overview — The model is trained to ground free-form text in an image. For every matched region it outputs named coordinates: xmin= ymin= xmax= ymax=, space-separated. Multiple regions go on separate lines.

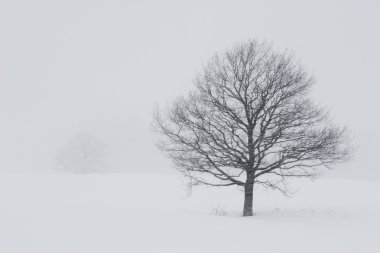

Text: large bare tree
xmin=154 ymin=40 xmax=351 ymax=216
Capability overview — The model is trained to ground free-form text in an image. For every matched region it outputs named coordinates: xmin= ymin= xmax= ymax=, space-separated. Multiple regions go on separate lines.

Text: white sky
xmin=0 ymin=0 xmax=379 ymax=178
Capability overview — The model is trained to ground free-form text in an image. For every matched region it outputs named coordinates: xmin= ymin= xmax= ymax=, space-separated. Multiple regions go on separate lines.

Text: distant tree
xmin=55 ymin=132 xmax=105 ymax=174
xmin=154 ymin=39 xmax=352 ymax=216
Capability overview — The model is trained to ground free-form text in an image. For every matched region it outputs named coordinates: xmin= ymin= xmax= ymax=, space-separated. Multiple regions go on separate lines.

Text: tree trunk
xmin=243 ymin=182 xmax=254 ymax=216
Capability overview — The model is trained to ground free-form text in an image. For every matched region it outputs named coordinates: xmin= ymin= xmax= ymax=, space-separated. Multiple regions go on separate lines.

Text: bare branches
xmin=154 ymin=39 xmax=352 ymax=195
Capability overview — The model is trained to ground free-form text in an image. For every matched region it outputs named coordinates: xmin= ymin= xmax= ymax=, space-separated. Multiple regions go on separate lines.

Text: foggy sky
xmin=0 ymin=0 xmax=379 ymax=178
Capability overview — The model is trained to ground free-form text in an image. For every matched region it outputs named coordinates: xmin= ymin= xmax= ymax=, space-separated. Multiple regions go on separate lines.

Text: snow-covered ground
xmin=0 ymin=173 xmax=379 ymax=253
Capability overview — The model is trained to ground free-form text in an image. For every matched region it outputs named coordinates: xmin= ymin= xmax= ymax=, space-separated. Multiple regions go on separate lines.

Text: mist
xmin=1 ymin=0 xmax=379 ymax=178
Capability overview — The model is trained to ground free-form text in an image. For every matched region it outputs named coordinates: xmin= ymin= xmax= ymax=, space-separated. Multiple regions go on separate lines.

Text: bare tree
xmin=55 ymin=132 xmax=105 ymax=174
xmin=154 ymin=39 xmax=352 ymax=216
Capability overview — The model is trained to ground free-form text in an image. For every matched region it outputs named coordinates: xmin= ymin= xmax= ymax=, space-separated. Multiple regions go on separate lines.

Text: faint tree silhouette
xmin=55 ymin=132 xmax=105 ymax=174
